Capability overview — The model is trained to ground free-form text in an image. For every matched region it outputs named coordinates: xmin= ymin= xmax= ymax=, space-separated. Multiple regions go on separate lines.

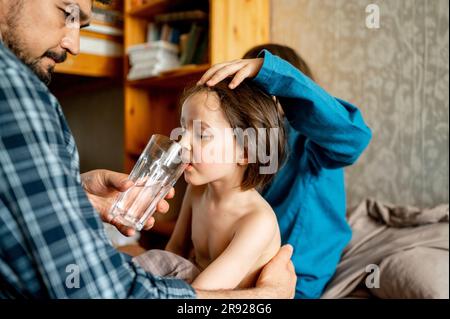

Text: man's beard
xmin=3 ymin=33 xmax=67 ymax=86
xmin=27 ymin=50 xmax=68 ymax=85
xmin=2 ymin=3 xmax=67 ymax=86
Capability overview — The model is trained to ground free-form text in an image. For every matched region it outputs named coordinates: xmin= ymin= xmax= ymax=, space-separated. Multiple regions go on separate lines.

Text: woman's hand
xmin=81 ymin=169 xmax=174 ymax=237
xmin=197 ymin=58 xmax=264 ymax=89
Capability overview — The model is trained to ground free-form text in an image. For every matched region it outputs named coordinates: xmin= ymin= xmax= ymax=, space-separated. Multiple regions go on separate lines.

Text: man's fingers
xmin=156 ymin=188 xmax=175 ymax=213
xmin=143 ymin=217 xmax=155 ymax=230
xmin=115 ymin=216 xmax=155 ymax=234
xmin=119 ymin=180 xmax=134 ymax=192
xmin=288 ymin=260 xmax=295 ymax=272
xmin=103 ymin=170 xmax=132 ymax=192
xmin=275 ymin=244 xmax=294 ymax=265
xmin=87 ymin=193 xmax=113 ymax=222
xmin=114 ymin=223 xmax=135 ymax=237
xmin=156 ymin=199 xmax=170 ymax=214
xmin=165 ymin=187 xmax=175 ymax=199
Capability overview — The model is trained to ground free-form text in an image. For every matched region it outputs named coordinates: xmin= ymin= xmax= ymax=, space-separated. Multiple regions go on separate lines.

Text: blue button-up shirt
xmin=254 ymin=50 xmax=372 ymax=298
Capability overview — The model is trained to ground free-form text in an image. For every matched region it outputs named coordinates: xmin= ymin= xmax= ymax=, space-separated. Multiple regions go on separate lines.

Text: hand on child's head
xmin=197 ymin=58 xmax=264 ymax=89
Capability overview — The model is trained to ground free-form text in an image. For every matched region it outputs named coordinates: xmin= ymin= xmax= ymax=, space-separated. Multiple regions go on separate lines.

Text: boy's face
xmin=179 ymin=91 xmax=245 ymax=186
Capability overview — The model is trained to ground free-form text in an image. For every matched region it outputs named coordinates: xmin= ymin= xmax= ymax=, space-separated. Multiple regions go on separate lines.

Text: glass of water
xmin=109 ymin=134 xmax=187 ymax=231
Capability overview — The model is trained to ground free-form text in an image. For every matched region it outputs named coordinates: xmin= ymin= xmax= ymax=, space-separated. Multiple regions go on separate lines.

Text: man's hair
xmin=181 ymin=80 xmax=287 ymax=191
xmin=95 ymin=0 xmax=112 ymax=4
xmin=243 ymin=43 xmax=314 ymax=81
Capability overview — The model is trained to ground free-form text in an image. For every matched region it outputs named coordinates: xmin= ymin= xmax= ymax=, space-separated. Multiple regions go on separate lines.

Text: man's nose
xmin=61 ymin=28 xmax=80 ymax=56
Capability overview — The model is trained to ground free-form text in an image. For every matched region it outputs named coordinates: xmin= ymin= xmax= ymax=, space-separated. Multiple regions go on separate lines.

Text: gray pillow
xmin=370 ymin=247 xmax=449 ymax=299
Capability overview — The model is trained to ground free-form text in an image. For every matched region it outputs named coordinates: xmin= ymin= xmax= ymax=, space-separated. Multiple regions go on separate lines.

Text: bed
xmin=322 ymin=198 xmax=449 ymax=299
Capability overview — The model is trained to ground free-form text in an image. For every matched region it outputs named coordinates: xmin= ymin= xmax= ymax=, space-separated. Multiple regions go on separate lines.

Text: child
xmin=134 ymin=79 xmax=286 ymax=290
xmin=195 ymin=45 xmax=372 ymax=298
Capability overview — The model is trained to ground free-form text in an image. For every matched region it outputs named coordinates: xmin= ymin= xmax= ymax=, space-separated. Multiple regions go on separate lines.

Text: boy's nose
xmin=179 ymin=134 xmax=192 ymax=151
xmin=179 ymin=135 xmax=192 ymax=163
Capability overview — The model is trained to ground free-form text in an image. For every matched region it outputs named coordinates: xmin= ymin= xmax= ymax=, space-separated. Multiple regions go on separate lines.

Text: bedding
xmin=322 ymin=198 xmax=449 ymax=299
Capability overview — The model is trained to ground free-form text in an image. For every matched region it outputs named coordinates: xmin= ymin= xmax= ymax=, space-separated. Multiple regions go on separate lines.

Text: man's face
xmin=0 ymin=0 xmax=92 ymax=85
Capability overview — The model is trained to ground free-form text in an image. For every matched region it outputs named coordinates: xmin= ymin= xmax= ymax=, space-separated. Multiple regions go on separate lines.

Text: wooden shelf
xmin=55 ymin=53 xmax=123 ymax=78
xmin=127 ymin=0 xmax=170 ymax=18
xmin=127 ymin=63 xmax=210 ymax=88
xmin=124 ymin=0 xmax=270 ymax=173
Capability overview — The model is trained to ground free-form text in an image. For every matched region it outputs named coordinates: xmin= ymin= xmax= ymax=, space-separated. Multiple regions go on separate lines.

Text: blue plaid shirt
xmin=0 ymin=42 xmax=196 ymax=299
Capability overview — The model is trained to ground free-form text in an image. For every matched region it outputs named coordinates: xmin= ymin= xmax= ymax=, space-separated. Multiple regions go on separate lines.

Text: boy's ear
xmin=237 ymin=157 xmax=249 ymax=166
xmin=237 ymin=147 xmax=249 ymax=166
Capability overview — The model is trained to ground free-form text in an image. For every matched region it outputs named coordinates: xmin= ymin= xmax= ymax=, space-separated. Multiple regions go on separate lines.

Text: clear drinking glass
xmin=109 ymin=134 xmax=187 ymax=231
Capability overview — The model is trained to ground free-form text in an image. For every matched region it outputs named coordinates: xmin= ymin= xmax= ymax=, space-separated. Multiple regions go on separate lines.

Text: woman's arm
xmin=198 ymin=51 xmax=372 ymax=169
xmin=191 ymin=210 xmax=278 ymax=290
xmin=254 ymin=50 xmax=372 ymax=168
xmin=165 ymin=185 xmax=193 ymax=258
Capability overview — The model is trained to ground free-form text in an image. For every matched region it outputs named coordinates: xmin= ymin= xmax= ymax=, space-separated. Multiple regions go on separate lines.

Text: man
xmin=0 ymin=0 xmax=296 ymax=298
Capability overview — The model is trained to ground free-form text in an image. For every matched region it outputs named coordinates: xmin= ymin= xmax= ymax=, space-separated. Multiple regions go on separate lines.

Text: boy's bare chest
xmin=190 ymin=200 xmax=238 ymax=264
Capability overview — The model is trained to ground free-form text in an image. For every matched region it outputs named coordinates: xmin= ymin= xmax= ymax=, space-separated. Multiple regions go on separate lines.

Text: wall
xmin=54 ymin=82 xmax=125 ymax=174
xmin=271 ymin=0 xmax=449 ymax=208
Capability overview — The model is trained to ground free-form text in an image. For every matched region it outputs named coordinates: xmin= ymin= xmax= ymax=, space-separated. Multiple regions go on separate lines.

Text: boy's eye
xmin=196 ymin=132 xmax=211 ymax=140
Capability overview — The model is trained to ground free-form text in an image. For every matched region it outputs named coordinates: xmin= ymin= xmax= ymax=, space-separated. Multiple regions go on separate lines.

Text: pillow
xmin=370 ymin=247 xmax=449 ymax=299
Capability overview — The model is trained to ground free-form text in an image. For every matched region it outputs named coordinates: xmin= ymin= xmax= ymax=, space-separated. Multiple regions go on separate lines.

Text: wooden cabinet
xmin=123 ymin=0 xmax=270 ymax=172
xmin=55 ymin=2 xmax=124 ymax=78
xmin=55 ymin=53 xmax=122 ymax=78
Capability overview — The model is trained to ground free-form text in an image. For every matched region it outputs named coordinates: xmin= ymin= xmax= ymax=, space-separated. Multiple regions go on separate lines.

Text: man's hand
xmin=195 ymin=244 xmax=296 ymax=299
xmin=81 ymin=169 xmax=174 ymax=237
xmin=197 ymin=58 xmax=264 ymax=89
xmin=255 ymin=244 xmax=297 ymax=298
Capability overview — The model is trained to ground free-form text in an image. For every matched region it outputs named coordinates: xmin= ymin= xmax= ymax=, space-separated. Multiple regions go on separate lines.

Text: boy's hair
xmin=243 ymin=43 xmax=314 ymax=80
xmin=181 ymin=80 xmax=287 ymax=191
xmin=95 ymin=0 xmax=112 ymax=4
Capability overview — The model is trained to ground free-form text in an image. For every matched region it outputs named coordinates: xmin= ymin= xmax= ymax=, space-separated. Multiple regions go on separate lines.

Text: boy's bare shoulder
xmin=238 ymin=193 xmax=279 ymax=232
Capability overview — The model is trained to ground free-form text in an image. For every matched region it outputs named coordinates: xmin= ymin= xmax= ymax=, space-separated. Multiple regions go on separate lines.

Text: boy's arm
xmin=253 ymin=49 xmax=372 ymax=168
xmin=196 ymin=245 xmax=296 ymax=299
xmin=165 ymin=185 xmax=193 ymax=258
xmin=191 ymin=211 xmax=278 ymax=290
